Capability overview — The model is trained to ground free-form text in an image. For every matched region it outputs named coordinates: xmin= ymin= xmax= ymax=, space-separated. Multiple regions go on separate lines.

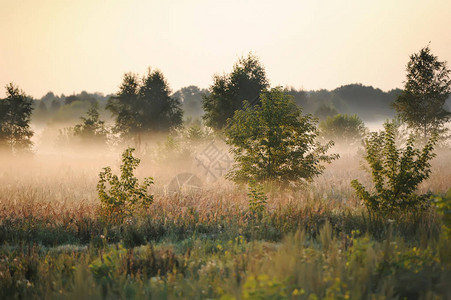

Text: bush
xmin=351 ymin=121 xmax=437 ymax=219
xmin=97 ymin=148 xmax=154 ymax=224
xmin=225 ymin=88 xmax=338 ymax=188
xmin=319 ymin=114 xmax=367 ymax=147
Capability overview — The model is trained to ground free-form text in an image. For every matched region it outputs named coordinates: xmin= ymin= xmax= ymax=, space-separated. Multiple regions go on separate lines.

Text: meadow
xmin=0 ymin=142 xmax=450 ymax=299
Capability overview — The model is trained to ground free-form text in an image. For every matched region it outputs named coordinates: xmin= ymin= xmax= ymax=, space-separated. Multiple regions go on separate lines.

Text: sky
xmin=0 ymin=0 xmax=450 ymax=99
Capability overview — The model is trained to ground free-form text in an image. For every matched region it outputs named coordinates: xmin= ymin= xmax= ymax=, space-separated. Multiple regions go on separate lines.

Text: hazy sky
xmin=1 ymin=0 xmax=450 ymax=98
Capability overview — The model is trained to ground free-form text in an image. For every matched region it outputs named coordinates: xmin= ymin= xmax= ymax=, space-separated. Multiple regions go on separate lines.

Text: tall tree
xmin=202 ymin=53 xmax=269 ymax=130
xmin=225 ymin=88 xmax=338 ymax=188
xmin=107 ymin=69 xmax=182 ymax=137
xmin=139 ymin=69 xmax=183 ymax=131
xmin=393 ymin=46 xmax=451 ymax=140
xmin=0 ymin=83 xmax=34 ymax=152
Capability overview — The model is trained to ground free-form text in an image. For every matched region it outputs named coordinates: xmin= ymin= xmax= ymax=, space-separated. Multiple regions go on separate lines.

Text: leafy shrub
xmin=97 ymin=148 xmax=154 ymax=224
xmin=351 ymin=121 xmax=437 ymax=219
xmin=319 ymin=114 xmax=367 ymax=147
xmin=225 ymin=88 xmax=338 ymax=188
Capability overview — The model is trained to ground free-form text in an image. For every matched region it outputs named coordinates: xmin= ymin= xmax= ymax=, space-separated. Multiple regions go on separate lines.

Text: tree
xmin=138 ymin=69 xmax=183 ymax=131
xmin=97 ymin=148 xmax=154 ymax=223
xmin=0 ymin=83 xmax=34 ymax=153
xmin=351 ymin=121 xmax=437 ymax=219
xmin=319 ymin=114 xmax=367 ymax=147
xmin=393 ymin=46 xmax=451 ymax=140
xmin=107 ymin=69 xmax=183 ymax=138
xmin=73 ymin=102 xmax=108 ymax=144
xmin=225 ymin=88 xmax=338 ymax=188
xmin=202 ymin=53 xmax=269 ymax=130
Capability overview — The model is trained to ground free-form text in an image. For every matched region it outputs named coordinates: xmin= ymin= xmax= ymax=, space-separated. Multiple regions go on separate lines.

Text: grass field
xmin=0 ymin=146 xmax=450 ymax=299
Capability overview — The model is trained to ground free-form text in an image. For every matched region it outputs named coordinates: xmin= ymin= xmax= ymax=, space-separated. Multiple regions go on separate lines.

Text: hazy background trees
xmin=4 ymin=49 xmax=450 ymax=158
xmin=172 ymin=85 xmax=208 ymax=121
xmin=73 ymin=103 xmax=108 ymax=145
xmin=32 ymin=91 xmax=111 ymax=124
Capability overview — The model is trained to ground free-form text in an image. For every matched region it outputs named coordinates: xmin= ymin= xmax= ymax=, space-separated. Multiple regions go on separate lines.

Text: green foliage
xmin=319 ymin=114 xmax=367 ymax=146
xmin=247 ymin=181 xmax=267 ymax=220
xmin=240 ymin=274 xmax=291 ymax=299
xmin=351 ymin=121 xmax=437 ymax=218
xmin=107 ymin=69 xmax=183 ymax=137
xmin=226 ymin=88 xmax=338 ymax=188
xmin=0 ymin=227 xmax=448 ymax=300
xmin=97 ymin=148 xmax=154 ymax=223
xmin=73 ymin=103 xmax=108 ymax=144
xmin=0 ymin=83 xmax=34 ymax=153
xmin=432 ymin=188 xmax=451 ymax=239
xmin=393 ymin=45 xmax=451 ymax=140
xmin=202 ymin=53 xmax=269 ymax=129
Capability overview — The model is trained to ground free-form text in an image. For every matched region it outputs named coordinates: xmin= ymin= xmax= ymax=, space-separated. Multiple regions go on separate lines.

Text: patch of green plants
xmin=97 ymin=148 xmax=154 ymax=224
xmin=351 ymin=121 xmax=437 ymax=220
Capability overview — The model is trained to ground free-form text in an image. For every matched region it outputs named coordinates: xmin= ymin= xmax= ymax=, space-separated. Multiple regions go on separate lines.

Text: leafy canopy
xmin=107 ymin=69 xmax=183 ymax=137
xmin=351 ymin=121 xmax=437 ymax=218
xmin=225 ymin=88 xmax=338 ymax=188
xmin=393 ymin=45 xmax=451 ymax=140
xmin=0 ymin=83 xmax=33 ymax=153
xmin=202 ymin=53 xmax=269 ymax=130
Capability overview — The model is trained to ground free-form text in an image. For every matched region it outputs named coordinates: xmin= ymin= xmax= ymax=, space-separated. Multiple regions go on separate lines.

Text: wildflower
xmin=292 ymin=288 xmax=305 ymax=296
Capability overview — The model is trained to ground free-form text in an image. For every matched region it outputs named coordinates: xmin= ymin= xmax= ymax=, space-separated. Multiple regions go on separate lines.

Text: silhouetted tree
xmin=139 ymin=69 xmax=183 ymax=131
xmin=203 ymin=53 xmax=269 ymax=129
xmin=0 ymin=83 xmax=34 ymax=152
xmin=107 ymin=69 xmax=183 ymax=138
xmin=393 ymin=46 xmax=451 ymax=140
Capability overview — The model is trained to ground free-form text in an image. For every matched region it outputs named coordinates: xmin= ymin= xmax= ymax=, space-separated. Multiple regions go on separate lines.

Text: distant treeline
xmin=31 ymin=83 xmax=413 ymax=124
xmin=286 ymin=84 xmax=403 ymax=122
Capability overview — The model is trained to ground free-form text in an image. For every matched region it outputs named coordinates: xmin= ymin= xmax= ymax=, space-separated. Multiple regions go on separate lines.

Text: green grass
xmin=0 ymin=151 xmax=450 ymax=299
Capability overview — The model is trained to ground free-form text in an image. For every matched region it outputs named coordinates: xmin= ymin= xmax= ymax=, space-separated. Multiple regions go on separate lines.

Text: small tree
xmin=319 ymin=114 xmax=367 ymax=147
xmin=351 ymin=121 xmax=437 ymax=219
xmin=0 ymin=83 xmax=33 ymax=153
xmin=225 ymin=88 xmax=338 ymax=188
xmin=97 ymin=148 xmax=154 ymax=223
xmin=393 ymin=45 xmax=451 ymax=140
xmin=73 ymin=103 xmax=108 ymax=144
